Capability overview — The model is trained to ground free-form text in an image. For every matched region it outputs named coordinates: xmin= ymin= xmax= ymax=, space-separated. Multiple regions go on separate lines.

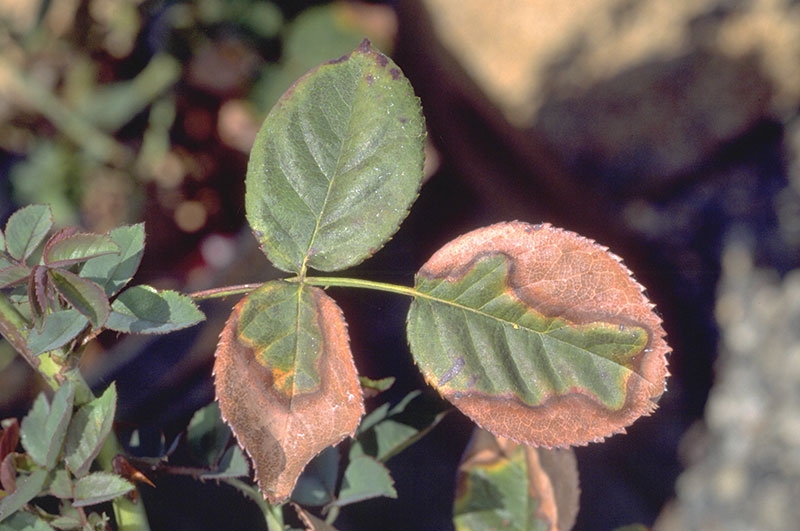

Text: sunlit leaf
xmin=332 ymin=455 xmax=396 ymax=508
xmin=4 ymin=205 xmax=53 ymax=263
xmin=246 ymin=40 xmax=425 ymax=273
xmin=105 ymin=285 xmax=204 ymax=334
xmin=48 ymin=269 xmax=109 ymax=328
xmin=80 ymin=223 xmax=145 ymax=296
xmin=72 ymin=472 xmax=134 ymax=507
xmin=359 ymin=375 xmax=395 ymax=396
xmin=407 ymin=222 xmax=670 ymax=447
xmin=64 ymin=384 xmax=116 ymax=478
xmin=453 ymin=429 xmax=579 ymax=531
xmin=26 ymin=309 xmax=88 ymax=355
xmin=19 ymin=381 xmax=74 ymax=469
xmin=43 ymin=229 xmax=119 ymax=268
xmin=0 ymin=469 xmax=48 ymax=524
xmin=214 ymin=280 xmax=364 ymax=503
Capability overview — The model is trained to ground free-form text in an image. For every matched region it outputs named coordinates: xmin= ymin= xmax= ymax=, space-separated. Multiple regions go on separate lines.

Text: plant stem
xmin=189 ymin=283 xmax=264 ymax=300
xmin=302 ymin=276 xmax=421 ymax=299
xmin=0 ymin=291 xmax=39 ymax=368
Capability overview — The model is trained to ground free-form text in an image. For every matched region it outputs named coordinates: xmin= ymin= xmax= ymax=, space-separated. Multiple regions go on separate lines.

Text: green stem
xmin=302 ymin=276 xmax=421 ymax=299
xmin=189 ymin=283 xmax=264 ymax=300
xmin=0 ymin=291 xmax=38 ymax=369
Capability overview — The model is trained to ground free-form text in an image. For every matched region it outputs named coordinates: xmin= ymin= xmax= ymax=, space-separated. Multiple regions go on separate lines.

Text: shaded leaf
xmin=407 ymin=222 xmax=670 ymax=447
xmin=291 ymin=445 xmax=339 ymax=507
xmin=27 ymin=266 xmax=49 ymax=329
xmin=72 ymin=472 xmax=134 ymax=507
xmin=26 ymin=309 xmax=88 ymax=355
xmin=4 ymin=205 xmax=52 ymax=263
xmin=187 ymin=401 xmax=232 ymax=467
xmin=79 ymin=223 xmax=145 ymax=296
xmin=214 ymin=280 xmax=364 ymax=503
xmin=352 ymin=390 xmax=447 ymax=463
xmin=453 ymin=429 xmax=579 ymax=531
xmin=19 ymin=381 xmax=75 ymax=469
xmin=246 ymin=40 xmax=425 ymax=273
xmin=200 ymin=445 xmax=250 ymax=480
xmin=43 ymin=230 xmax=119 ymax=268
xmin=105 ymin=285 xmax=204 ymax=334
xmin=0 ymin=509 xmax=53 ymax=530
xmin=64 ymin=384 xmax=117 ymax=478
xmin=0 ymin=469 xmax=48 ymax=523
xmin=48 ymin=269 xmax=109 ymax=328
xmin=332 ymin=455 xmax=396 ymax=508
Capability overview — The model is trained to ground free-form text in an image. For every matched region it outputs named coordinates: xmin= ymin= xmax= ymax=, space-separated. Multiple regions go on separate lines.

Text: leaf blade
xmin=43 ymin=231 xmax=119 ymax=268
xmin=19 ymin=381 xmax=75 ymax=469
xmin=4 ymin=205 xmax=53 ymax=262
xmin=72 ymin=472 xmax=134 ymax=507
xmin=214 ymin=280 xmax=364 ymax=503
xmin=64 ymin=383 xmax=117 ymax=478
xmin=246 ymin=40 xmax=425 ymax=273
xmin=48 ymin=269 xmax=110 ymax=328
xmin=79 ymin=223 xmax=145 ymax=296
xmin=27 ymin=309 xmax=89 ymax=355
xmin=105 ymin=285 xmax=204 ymax=334
xmin=407 ymin=222 xmax=670 ymax=447
xmin=0 ymin=469 xmax=48 ymax=523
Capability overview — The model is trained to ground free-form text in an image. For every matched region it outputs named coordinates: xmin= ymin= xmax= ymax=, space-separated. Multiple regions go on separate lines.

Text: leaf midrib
xmin=299 ymin=76 xmax=360 ymax=276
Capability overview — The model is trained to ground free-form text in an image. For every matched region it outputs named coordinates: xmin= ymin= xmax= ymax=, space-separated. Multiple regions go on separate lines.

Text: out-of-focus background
xmin=2 ymin=1 xmax=799 ymax=530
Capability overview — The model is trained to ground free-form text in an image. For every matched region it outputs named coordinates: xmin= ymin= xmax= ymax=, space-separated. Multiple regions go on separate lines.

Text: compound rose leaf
xmin=407 ymin=222 xmax=669 ymax=447
xmin=246 ymin=39 xmax=426 ymax=274
xmin=453 ymin=428 xmax=579 ymax=531
xmin=214 ymin=280 xmax=364 ymax=503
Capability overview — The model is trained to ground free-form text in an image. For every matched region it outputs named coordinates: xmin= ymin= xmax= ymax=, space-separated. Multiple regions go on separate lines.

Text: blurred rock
xmin=657 ymin=241 xmax=800 ymax=531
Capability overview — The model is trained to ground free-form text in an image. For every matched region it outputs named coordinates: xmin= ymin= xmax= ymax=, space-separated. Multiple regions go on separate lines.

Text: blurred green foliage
xmin=0 ymin=0 xmax=394 ymax=233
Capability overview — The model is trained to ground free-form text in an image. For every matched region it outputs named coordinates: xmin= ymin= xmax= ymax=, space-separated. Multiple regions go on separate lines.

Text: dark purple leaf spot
xmin=389 ymin=68 xmax=401 ymax=80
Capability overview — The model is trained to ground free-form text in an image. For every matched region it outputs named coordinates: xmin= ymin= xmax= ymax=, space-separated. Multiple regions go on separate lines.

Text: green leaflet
xmin=245 ymin=40 xmax=425 ymax=274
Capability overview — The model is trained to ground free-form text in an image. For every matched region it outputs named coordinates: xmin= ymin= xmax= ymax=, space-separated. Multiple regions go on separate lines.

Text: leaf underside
xmin=246 ymin=39 xmax=426 ymax=274
xmin=214 ymin=280 xmax=364 ymax=503
xmin=407 ymin=222 xmax=670 ymax=447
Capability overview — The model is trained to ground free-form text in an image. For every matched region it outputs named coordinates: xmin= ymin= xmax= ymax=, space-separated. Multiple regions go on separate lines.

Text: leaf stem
xmin=302 ymin=276 xmax=420 ymax=298
xmin=189 ymin=283 xmax=264 ymax=300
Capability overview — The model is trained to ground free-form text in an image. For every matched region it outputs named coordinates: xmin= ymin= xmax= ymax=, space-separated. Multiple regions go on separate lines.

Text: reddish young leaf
xmin=407 ymin=222 xmax=669 ymax=447
xmin=214 ymin=281 xmax=364 ymax=503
